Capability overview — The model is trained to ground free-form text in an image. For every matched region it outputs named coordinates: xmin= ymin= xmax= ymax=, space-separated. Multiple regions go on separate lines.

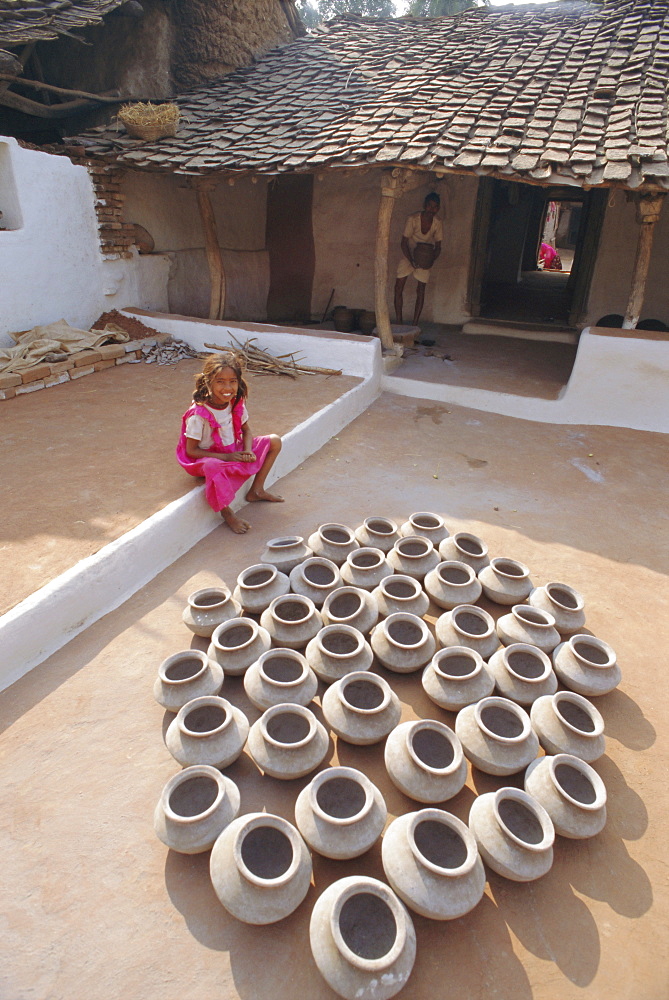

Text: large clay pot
xmin=372 ymin=574 xmax=430 ymax=619
xmin=290 ymin=557 xmax=341 ymax=607
xmin=182 ymin=586 xmax=241 ymax=637
xmin=528 ymin=582 xmax=586 ymax=636
xmin=487 ymin=643 xmax=558 ymax=705
xmin=455 ymin=696 xmax=539 ymax=776
xmin=436 ymin=604 xmax=500 ymax=659
xmin=207 ymin=617 xmax=271 ymax=676
xmin=306 ymin=624 xmax=373 ymax=684
xmin=354 ymin=516 xmax=400 ymax=553
xmin=382 ymin=809 xmax=486 ymax=920
xmin=384 ymin=719 xmax=467 ymax=803
xmin=243 ymin=648 xmax=318 ymax=710
xmin=232 ymin=564 xmax=290 ymax=615
xmin=387 ymin=535 xmax=439 ymax=581
xmin=530 ymin=691 xmax=605 ymax=762
xmin=260 ymin=535 xmax=312 ymax=574
xmin=468 ymin=787 xmax=554 ymax=882
xmin=422 ymin=646 xmax=494 ymax=711
xmin=525 ymin=753 xmax=607 ymax=839
xmin=438 ymin=532 xmax=490 ymax=573
xmin=165 ymin=695 xmax=249 ymax=768
xmin=424 ymin=560 xmax=482 ymax=610
xmin=322 ymin=586 xmax=379 ymax=635
xmin=210 ymin=812 xmax=312 ymax=924
xmin=371 ymin=613 xmax=436 ymax=674
xmin=154 ymin=649 xmax=223 ymax=713
xmin=260 ymin=594 xmax=323 ymax=650
xmin=295 ymin=766 xmax=387 ymax=860
xmin=400 ymin=511 xmax=450 ymax=546
xmin=552 ymin=634 xmax=621 ymax=696
xmin=309 ymin=876 xmax=417 ymax=1000
xmin=322 ymin=670 xmax=401 ymax=745
xmin=340 ymin=547 xmax=393 ymax=591
xmin=247 ymin=703 xmax=329 ymax=779
xmin=307 ymin=523 xmax=360 ymax=566
xmin=154 ymin=765 xmax=240 ymax=854
xmin=496 ymin=605 xmax=560 ymax=654
xmin=478 ymin=557 xmax=533 ymax=605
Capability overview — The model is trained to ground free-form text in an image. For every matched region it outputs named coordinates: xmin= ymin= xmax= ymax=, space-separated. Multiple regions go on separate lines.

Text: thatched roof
xmin=0 ymin=0 xmax=126 ymax=46
xmin=76 ymin=0 xmax=669 ymax=190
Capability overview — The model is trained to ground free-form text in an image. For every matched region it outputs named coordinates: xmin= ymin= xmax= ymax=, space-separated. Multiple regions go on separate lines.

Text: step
xmin=462 ymin=320 xmax=578 ymax=344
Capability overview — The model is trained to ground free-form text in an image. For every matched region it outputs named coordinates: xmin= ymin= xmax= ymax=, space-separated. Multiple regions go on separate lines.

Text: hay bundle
xmin=118 ymin=102 xmax=180 ymax=141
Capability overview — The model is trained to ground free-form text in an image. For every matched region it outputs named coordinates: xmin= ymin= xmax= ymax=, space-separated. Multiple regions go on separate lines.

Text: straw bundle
xmin=204 ymin=337 xmax=342 ymax=379
xmin=118 ymin=102 xmax=180 ymax=141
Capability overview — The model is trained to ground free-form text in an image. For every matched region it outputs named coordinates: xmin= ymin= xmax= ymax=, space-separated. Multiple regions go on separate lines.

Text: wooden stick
xmin=196 ymin=181 xmax=225 ymax=321
xmin=623 ymin=194 xmax=666 ymax=329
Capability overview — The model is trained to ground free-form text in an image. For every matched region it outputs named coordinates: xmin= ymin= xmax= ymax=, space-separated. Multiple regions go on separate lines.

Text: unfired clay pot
xmin=154 ymin=764 xmax=240 ymax=854
xmin=322 ymin=586 xmax=379 ymax=635
xmin=525 ymin=753 xmax=607 ymax=839
xmin=247 ymin=703 xmax=329 ymax=779
xmin=306 ymin=624 xmax=373 ymax=683
xmin=530 ymin=690 xmax=605 ymax=762
xmin=207 ymin=617 xmax=271 ymax=676
xmin=307 ymin=523 xmax=360 ymax=566
xmin=384 ymin=719 xmax=467 ymax=803
xmin=260 ymin=535 xmax=312 ymax=574
xmin=290 ymin=557 xmax=341 ymax=607
xmin=322 ymin=670 xmax=401 ymax=745
xmin=354 ymin=516 xmax=400 ymax=553
xmin=436 ymin=604 xmax=500 ymax=659
xmin=243 ymin=648 xmax=318 ymax=710
xmin=487 ymin=643 xmax=558 ymax=705
xmin=182 ymin=586 xmax=241 ymax=637
xmin=552 ymin=634 xmax=621 ymax=696
xmin=455 ymin=696 xmax=538 ymax=776
xmin=371 ymin=613 xmax=436 ymax=673
xmin=387 ymin=535 xmax=439 ymax=581
xmin=468 ymin=786 xmax=554 ymax=882
xmin=529 ymin=582 xmax=586 ymax=636
xmin=382 ymin=809 xmax=486 ymax=920
xmin=399 ymin=511 xmax=450 ymax=546
xmin=295 ymin=766 xmax=387 ymax=859
xmin=210 ymin=812 xmax=312 ymax=924
xmin=478 ymin=557 xmax=533 ymax=605
xmin=496 ymin=605 xmax=560 ymax=654
xmin=232 ymin=564 xmax=290 ymax=614
xmin=421 ymin=646 xmax=494 ymax=712
xmin=154 ymin=650 xmax=223 ymax=713
xmin=372 ymin=574 xmax=430 ymax=619
xmin=424 ymin=560 xmax=482 ymax=610
xmin=260 ymin=594 xmax=323 ymax=650
xmin=165 ymin=695 xmax=249 ymax=769
xmin=309 ymin=876 xmax=417 ymax=1000
xmin=438 ymin=532 xmax=490 ymax=573
xmin=340 ymin=547 xmax=393 ymax=591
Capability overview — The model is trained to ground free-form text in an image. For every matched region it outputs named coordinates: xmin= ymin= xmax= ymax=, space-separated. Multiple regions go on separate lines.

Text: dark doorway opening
xmin=266 ymin=174 xmax=315 ymax=323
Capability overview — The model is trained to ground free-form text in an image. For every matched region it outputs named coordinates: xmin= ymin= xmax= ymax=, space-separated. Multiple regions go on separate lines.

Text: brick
xmin=94 ymin=359 xmax=116 ymax=371
xmin=48 ymin=360 xmax=75 ymax=375
xmin=97 ymin=344 xmax=125 ymax=360
xmin=16 ymin=380 xmax=46 ymax=394
xmin=44 ymin=373 xmax=71 ymax=387
xmin=0 ymin=387 xmax=17 ymax=399
xmin=73 ymin=350 xmax=102 ymax=367
xmin=124 ymin=339 xmax=153 ymax=352
xmin=21 ymin=364 xmax=51 ymax=384
xmin=0 ymin=373 xmax=21 ymax=389
xmin=115 ymin=354 xmax=133 ymax=365
xmin=70 ymin=365 xmax=95 ymax=379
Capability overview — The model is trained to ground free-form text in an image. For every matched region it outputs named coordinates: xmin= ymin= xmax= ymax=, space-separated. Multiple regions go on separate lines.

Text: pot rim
xmin=502 ymin=643 xmax=553 ymax=684
xmin=543 ymin=581 xmax=585 ymax=613
xmin=347 ymin=547 xmax=385 ymax=570
xmin=268 ymin=594 xmax=315 ymax=626
xmin=259 ymin=703 xmax=318 ymax=750
xmin=405 ymin=719 xmax=463 ymax=775
xmin=362 ymin=516 xmax=397 ymax=536
xmin=323 ymin=586 xmax=367 ymax=623
xmin=489 ymin=557 xmax=531 ymax=580
xmin=450 ymin=604 xmax=495 ymax=640
xmin=159 ymin=649 xmax=209 ymax=686
xmin=298 ymin=557 xmax=339 ymax=590
xmin=431 ymin=645 xmax=483 ymax=681
xmin=257 ymin=648 xmax=310 ymax=688
xmin=474 ymin=696 xmax=532 ymax=744
xmin=177 ymin=695 xmax=232 ymax=738
xmin=237 ymin=563 xmax=279 ymax=590
xmin=492 ymin=787 xmax=555 ymax=852
xmin=546 ymin=754 xmax=607 ymax=811
xmin=408 ymin=511 xmax=446 ymax=532
xmin=567 ymin=634 xmax=617 ymax=670
xmin=382 ymin=612 xmax=430 ymax=650
xmin=435 ymin=560 xmax=477 ymax=587
xmin=394 ymin=535 xmax=434 ymax=558
xmin=187 ymin=587 xmax=231 ymax=612
xmin=330 ymin=878 xmax=407 ymax=972
xmin=232 ymin=812 xmax=303 ymax=888
xmin=161 ymin=765 xmax=226 ymax=824
xmin=378 ymin=573 xmax=422 ymax=601
xmin=510 ymin=604 xmax=557 ymax=630
xmin=317 ymin=522 xmax=356 ymax=546
xmin=265 ymin=535 xmax=304 ymax=549
xmin=316 ymin=623 xmax=365 ymax=659
xmin=407 ymin=808 xmax=478 ymax=877
xmin=339 ymin=671 xmax=391 ymax=715
xmin=449 ymin=531 xmax=488 ymax=559
xmin=551 ymin=691 xmax=605 ymax=737
xmin=211 ymin=617 xmax=259 ymax=653
xmin=308 ymin=766 xmax=374 ymax=826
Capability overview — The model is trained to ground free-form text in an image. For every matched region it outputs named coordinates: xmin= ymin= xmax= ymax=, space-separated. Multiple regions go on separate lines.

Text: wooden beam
xmin=623 ymin=193 xmax=666 ymax=329
xmin=375 ymin=168 xmax=407 ymax=353
xmin=196 ymin=179 xmax=226 ymax=321
xmin=0 ymin=74 xmax=129 ymax=104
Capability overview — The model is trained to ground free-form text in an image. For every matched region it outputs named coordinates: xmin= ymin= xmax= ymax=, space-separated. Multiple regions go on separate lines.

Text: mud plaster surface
xmin=1 ymin=393 xmax=668 ymax=1000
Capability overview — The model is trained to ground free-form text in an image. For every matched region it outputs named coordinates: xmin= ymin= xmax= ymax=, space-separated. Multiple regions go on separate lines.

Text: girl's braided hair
xmin=193 ymin=352 xmax=248 ymax=407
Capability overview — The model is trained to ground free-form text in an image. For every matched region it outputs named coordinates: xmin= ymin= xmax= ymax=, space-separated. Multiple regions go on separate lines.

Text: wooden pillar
xmin=375 ymin=169 xmax=407 ymax=353
xmin=623 ymin=193 xmax=666 ymax=329
xmin=196 ymin=178 xmax=226 ymax=320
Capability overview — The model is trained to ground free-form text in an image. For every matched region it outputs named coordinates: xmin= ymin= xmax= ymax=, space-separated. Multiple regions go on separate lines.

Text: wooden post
xmin=196 ymin=178 xmax=226 ymax=320
xmin=623 ymin=193 xmax=666 ymax=329
xmin=375 ymin=169 xmax=407 ymax=353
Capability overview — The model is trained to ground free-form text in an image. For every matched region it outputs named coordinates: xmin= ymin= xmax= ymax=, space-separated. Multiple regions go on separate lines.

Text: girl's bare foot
xmin=221 ymin=508 xmax=251 ymax=533
xmin=246 ymin=487 xmax=284 ymax=503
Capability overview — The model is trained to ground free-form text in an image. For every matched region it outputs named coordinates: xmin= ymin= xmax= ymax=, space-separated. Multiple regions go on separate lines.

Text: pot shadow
xmin=594 ymin=688 xmax=656 ymax=751
xmin=564 ymin=826 xmax=653 ymax=918
xmin=593 ymin=754 xmax=648 ymax=841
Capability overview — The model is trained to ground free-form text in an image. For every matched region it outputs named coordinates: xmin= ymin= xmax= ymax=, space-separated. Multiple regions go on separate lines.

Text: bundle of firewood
xmin=204 ymin=336 xmax=342 ymax=379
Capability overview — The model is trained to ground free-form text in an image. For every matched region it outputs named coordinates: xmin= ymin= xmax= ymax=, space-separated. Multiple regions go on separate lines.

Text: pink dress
xmin=176 ymin=401 xmax=271 ymax=512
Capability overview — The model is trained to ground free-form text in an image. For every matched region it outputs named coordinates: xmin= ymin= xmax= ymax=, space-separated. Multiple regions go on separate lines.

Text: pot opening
xmin=495 ymin=560 xmax=525 ymax=577
xmin=456 ymin=535 xmax=484 ymax=556
xmin=192 ymin=590 xmax=226 ymax=608
xmin=339 ymin=893 xmax=397 ymax=961
xmin=165 ymin=656 xmax=204 ymax=681
xmin=554 ymin=762 xmax=597 ymax=804
xmin=322 ymin=527 xmax=351 ymax=544
xmin=414 ymin=819 xmax=467 ymax=870
xmin=241 ymin=825 xmax=293 ymax=880
xmin=322 ymin=631 xmax=359 ymax=655
xmin=169 ymin=775 xmax=218 ymax=817
xmin=412 ymin=514 xmax=439 ymax=529
xmin=546 ymin=584 xmax=578 ymax=609
xmin=498 ymin=798 xmax=544 ymax=845
xmin=219 ymin=624 xmax=254 ymax=648
xmin=383 ymin=578 xmax=417 ymax=599
xmin=515 ymin=607 xmax=550 ymax=626
xmin=398 ymin=538 xmax=429 ymax=556
xmin=438 ymin=565 xmax=470 ymax=585
xmin=184 ymin=704 xmax=227 ymax=733
xmin=507 ymin=649 xmax=545 ymax=680
xmin=351 ymin=552 xmax=382 ymax=569
xmin=304 ymin=563 xmax=336 ymax=586
xmin=275 ymin=599 xmax=309 ymax=623
xmin=573 ymin=640 xmax=610 ymax=665
xmin=411 ymin=727 xmax=454 ymax=769
xmin=342 ymin=678 xmax=384 ymax=710
xmin=556 ymin=699 xmax=596 ymax=733
xmin=316 ymin=776 xmax=366 ymax=819
xmin=480 ymin=705 xmax=524 ymax=738
xmin=438 ymin=652 xmax=478 ymax=678
xmin=266 ymin=711 xmax=311 ymax=744
xmin=271 ymin=537 xmax=300 ymax=547
xmin=387 ymin=619 xmax=423 ymax=646
xmin=453 ymin=610 xmax=488 ymax=636
xmin=367 ymin=518 xmax=394 ymax=535
xmin=243 ymin=568 xmax=274 ymax=587
xmin=262 ymin=655 xmax=303 ymax=683
xmin=329 ymin=592 xmax=362 ymax=619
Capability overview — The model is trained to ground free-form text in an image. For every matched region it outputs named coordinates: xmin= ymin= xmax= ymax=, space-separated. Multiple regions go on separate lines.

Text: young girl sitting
xmin=176 ymin=352 xmax=283 ymax=534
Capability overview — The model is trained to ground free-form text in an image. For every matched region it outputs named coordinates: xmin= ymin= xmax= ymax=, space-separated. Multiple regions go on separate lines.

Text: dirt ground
xmin=0 ymin=392 xmax=667 ymax=1000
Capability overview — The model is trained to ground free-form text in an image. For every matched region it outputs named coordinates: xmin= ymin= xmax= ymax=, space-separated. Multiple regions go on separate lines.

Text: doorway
xmin=266 ymin=174 xmax=315 ymax=323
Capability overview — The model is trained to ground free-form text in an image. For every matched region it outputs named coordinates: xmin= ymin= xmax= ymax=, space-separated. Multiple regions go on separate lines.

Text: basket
xmin=413 ymin=242 xmax=436 ymax=270
xmin=118 ymin=102 xmax=180 ymax=141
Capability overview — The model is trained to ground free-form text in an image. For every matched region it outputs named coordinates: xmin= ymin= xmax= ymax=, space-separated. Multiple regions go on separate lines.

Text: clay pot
xmin=154 ymin=650 xmax=223 ymax=713
xmin=468 ymin=786 xmax=554 ymax=882
xmin=354 ymin=516 xmax=400 ymax=553
xmin=382 ymin=809 xmax=486 ymax=919
xmin=260 ymin=535 xmax=312 ymax=574
xmin=247 ymin=703 xmax=329 ymax=779
xmin=496 ymin=605 xmax=560 ymax=654
xmin=438 ymin=532 xmax=490 ymax=573
xmin=370 ymin=613 xmax=436 ymax=674
xmin=487 ymin=643 xmax=557 ymax=705
xmin=182 ymin=586 xmax=241 ymax=637
xmin=260 ymin=594 xmax=323 ymax=650
xmin=424 ymin=560 xmax=482 ymax=610
xmin=528 ymin=582 xmax=586 ymax=636
xmin=210 ymin=812 xmax=312 ymax=924
xmin=154 ymin=765 xmax=240 ymax=854
xmin=455 ymin=696 xmax=539 ymax=776
xmin=243 ymin=648 xmax=318 ymax=710
xmin=340 ymin=547 xmax=393 ymax=591
xmin=307 ymin=523 xmax=360 ymax=566
xmin=306 ymin=624 xmax=373 ymax=684
xmin=387 ymin=535 xmax=440 ymax=581
xmin=384 ymin=719 xmax=467 ymax=803
xmin=322 ymin=670 xmax=401 ymax=745
xmin=309 ymin=876 xmax=417 ymax=1000
xmin=322 ymin=586 xmax=379 ymax=635
xmin=295 ymin=766 xmax=387 ymax=860
xmin=207 ymin=617 xmax=271 ymax=676
xmin=232 ymin=564 xmax=290 ymax=615
xmin=552 ymin=634 xmax=621 ymax=696
xmin=436 ymin=604 xmax=500 ymax=659
xmin=530 ymin=691 xmax=605 ymax=762
xmin=165 ymin=696 xmax=249 ymax=769
xmin=421 ymin=646 xmax=494 ymax=711
xmin=290 ymin=556 xmax=341 ymax=607
xmin=478 ymin=557 xmax=533 ymax=605
xmin=525 ymin=753 xmax=607 ymax=839
xmin=372 ymin=574 xmax=430 ymax=619
xmin=332 ymin=306 xmax=355 ymax=333
xmin=358 ymin=310 xmax=377 ymax=335
xmin=400 ymin=511 xmax=450 ymax=546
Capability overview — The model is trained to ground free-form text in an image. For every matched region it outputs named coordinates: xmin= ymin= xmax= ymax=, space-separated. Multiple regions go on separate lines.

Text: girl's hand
xmin=241 ymin=450 xmax=256 ymax=463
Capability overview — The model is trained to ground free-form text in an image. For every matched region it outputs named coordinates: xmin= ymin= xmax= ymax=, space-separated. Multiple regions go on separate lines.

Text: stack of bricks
xmin=85 ymin=163 xmax=136 ymax=260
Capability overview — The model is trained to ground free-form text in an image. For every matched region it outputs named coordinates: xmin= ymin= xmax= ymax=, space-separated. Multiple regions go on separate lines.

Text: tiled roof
xmin=0 ymin=0 xmax=125 ymax=46
xmin=77 ymin=1 xmax=669 ymax=189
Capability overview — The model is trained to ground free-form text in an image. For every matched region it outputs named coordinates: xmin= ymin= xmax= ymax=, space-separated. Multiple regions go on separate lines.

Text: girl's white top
xmin=185 ymin=401 xmax=248 ymax=449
